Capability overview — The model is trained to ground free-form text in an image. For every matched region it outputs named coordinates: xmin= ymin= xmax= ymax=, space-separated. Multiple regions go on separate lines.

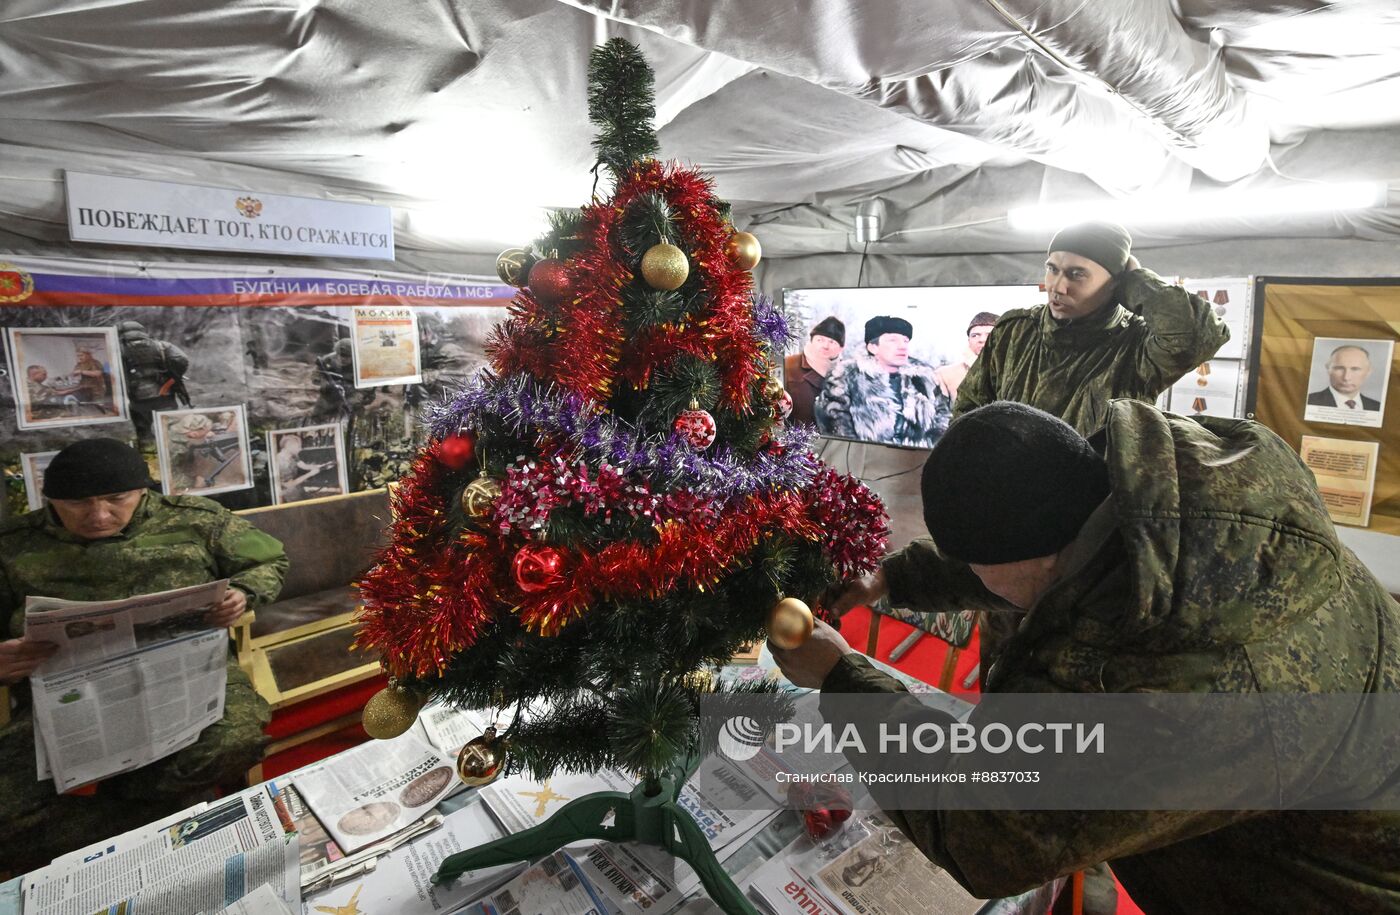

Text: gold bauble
xmin=363 ymin=682 xmax=425 ymax=739
xmin=765 ymin=597 xmax=814 ymax=650
xmin=457 ymin=727 xmax=506 ymax=787
xmin=460 ymin=474 xmax=503 ymax=520
xmin=727 ymin=231 xmax=762 ymax=271
xmin=496 ymin=247 xmax=530 ymax=286
xmin=641 ymin=243 xmax=689 ymax=291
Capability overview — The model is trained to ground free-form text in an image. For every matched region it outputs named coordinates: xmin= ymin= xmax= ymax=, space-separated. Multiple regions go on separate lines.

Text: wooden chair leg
xmin=937 ymin=645 xmax=960 ymax=693
xmin=865 ymin=611 xmax=881 ymax=656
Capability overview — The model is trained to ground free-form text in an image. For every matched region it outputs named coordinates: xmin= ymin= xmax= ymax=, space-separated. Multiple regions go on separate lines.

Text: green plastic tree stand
xmin=432 ymin=768 xmax=759 ymax=915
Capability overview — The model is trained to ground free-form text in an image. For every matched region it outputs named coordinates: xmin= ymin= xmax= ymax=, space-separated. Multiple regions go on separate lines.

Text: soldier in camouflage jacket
xmin=955 ymin=223 xmax=1229 ymax=436
xmin=782 ymin=402 xmax=1400 ymax=913
xmin=0 ymin=439 xmax=287 ymax=873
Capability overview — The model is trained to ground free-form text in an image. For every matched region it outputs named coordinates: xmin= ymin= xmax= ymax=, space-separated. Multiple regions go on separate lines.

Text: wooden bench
xmin=233 ymin=488 xmax=393 ymax=779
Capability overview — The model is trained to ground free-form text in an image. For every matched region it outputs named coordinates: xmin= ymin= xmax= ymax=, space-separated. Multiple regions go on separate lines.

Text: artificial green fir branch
xmin=588 ymin=38 xmax=660 ymax=179
xmin=638 ymin=355 xmax=720 ymax=428
xmin=533 ymin=208 xmax=587 ymax=260
xmin=621 ymin=286 xmax=689 ymax=334
xmin=608 ymin=680 xmax=697 ymax=775
xmin=620 ymin=192 xmax=676 ymax=256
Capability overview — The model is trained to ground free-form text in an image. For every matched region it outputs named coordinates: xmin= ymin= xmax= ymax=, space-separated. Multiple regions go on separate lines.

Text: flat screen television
xmin=782 ymin=284 xmax=1044 ymax=449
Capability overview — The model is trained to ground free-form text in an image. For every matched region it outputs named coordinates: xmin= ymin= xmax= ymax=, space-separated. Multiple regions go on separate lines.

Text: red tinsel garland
xmin=355 ymin=437 xmax=889 ymax=677
xmin=485 ymin=159 xmax=766 ymax=411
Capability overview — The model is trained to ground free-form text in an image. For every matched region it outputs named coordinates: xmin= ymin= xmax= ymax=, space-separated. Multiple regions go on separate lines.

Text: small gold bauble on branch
xmin=641 ymin=242 xmax=689 ymax=290
xmin=765 ymin=596 xmax=814 ymax=650
xmin=362 ymin=679 xmax=426 ymax=739
xmin=682 ymin=668 xmax=716 ymax=693
xmin=495 ymin=247 xmax=530 ymax=286
xmin=457 ymin=726 xmax=506 ymax=787
xmin=727 ymin=231 xmax=761 ymax=271
xmin=460 ymin=472 xmax=503 ymax=520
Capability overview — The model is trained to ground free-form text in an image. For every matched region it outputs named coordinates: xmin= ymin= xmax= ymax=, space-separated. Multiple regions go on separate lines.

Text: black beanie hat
xmin=43 ymin=438 xmax=155 ymax=500
xmin=864 ymin=315 xmax=914 ymax=344
xmin=1048 ymin=221 xmax=1133 ymax=275
xmin=921 ymin=402 xmax=1111 ymax=564
xmin=810 ymin=316 xmax=846 ymax=345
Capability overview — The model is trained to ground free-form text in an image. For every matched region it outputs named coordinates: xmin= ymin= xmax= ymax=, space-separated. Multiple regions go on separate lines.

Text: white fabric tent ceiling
xmin=3 ymin=0 xmax=1400 ymax=260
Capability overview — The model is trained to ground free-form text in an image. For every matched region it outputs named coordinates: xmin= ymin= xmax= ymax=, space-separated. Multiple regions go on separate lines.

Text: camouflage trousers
xmin=0 ymin=658 xmax=270 ymax=876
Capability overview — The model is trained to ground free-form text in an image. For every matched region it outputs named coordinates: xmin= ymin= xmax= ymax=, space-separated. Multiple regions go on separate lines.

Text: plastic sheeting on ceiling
xmin=1 ymin=0 xmax=1399 ymax=259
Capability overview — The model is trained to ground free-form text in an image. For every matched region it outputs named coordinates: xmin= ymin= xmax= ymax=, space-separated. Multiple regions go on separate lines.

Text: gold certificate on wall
xmin=351 ymin=304 xmax=422 ymax=387
xmin=1300 ymin=435 xmax=1380 ymax=527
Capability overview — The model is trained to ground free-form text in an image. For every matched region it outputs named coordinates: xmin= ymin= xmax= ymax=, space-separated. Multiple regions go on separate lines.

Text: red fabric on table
xmin=835 ymin=606 xmax=981 ymax=701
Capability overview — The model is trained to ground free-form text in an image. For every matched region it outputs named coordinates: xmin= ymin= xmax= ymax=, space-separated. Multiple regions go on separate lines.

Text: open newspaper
xmin=747 ymin=814 xmax=979 ymax=915
xmin=299 ymin=797 xmax=524 ymax=915
xmin=22 ymin=785 xmax=299 ymax=915
xmin=458 ymin=851 xmax=610 ymax=915
xmin=25 ymin=579 xmax=231 ymax=791
xmin=293 ymin=730 xmax=458 ymax=853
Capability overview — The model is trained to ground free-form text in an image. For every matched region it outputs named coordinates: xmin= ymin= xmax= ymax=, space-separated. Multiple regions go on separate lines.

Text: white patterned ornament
xmin=776 ymin=389 xmax=793 ymax=421
xmin=674 ymin=401 xmax=717 ymax=449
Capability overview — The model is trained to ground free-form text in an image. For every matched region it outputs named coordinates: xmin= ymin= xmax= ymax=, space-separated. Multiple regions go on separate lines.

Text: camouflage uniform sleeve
xmin=211 ymin=511 xmax=288 ymax=608
xmin=815 ymin=362 xmax=856 ymax=438
xmin=882 ymin=539 xmax=1011 ymax=617
xmin=1119 ymin=268 xmax=1230 ymax=390
xmin=820 ymin=655 xmax=1257 ymax=898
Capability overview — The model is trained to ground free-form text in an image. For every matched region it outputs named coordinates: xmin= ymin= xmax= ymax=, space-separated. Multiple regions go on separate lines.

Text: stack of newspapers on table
xmin=21 ymin=784 xmax=300 ymax=915
xmin=19 ymin=662 xmax=1039 ymax=915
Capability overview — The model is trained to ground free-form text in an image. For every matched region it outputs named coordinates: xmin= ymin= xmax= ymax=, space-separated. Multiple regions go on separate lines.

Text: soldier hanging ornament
xmin=775 ymin=389 xmax=793 ymax=421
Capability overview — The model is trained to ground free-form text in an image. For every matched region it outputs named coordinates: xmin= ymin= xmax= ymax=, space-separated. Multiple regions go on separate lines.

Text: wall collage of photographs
xmin=2 ymin=300 xmax=506 ymax=518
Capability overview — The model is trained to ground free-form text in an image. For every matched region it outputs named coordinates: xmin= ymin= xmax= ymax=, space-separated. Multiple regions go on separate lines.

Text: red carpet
xmin=835 ymin=607 xmax=1146 ymax=915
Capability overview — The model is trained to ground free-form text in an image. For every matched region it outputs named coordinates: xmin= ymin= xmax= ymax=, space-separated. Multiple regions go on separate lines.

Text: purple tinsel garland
xmin=750 ymin=292 xmax=791 ymax=353
xmin=429 ymin=372 xmax=821 ymax=501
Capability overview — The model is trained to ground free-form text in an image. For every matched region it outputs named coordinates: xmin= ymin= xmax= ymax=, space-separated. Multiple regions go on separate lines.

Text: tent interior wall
xmin=4 ymin=0 xmax=1400 ymax=583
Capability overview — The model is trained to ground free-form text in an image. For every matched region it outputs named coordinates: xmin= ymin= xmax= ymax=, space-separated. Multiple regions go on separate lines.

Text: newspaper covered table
xmin=0 ymin=655 xmax=1061 ymax=915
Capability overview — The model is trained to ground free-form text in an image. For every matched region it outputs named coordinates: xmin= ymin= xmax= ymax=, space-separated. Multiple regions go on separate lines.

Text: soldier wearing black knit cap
xmin=954 ymin=221 xmax=1230 ymax=436
xmin=774 ymin=401 xmax=1400 ymax=914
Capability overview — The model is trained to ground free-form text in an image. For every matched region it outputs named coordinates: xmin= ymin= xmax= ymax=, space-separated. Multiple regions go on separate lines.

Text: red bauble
xmin=791 ymin=783 xmax=853 ymax=841
xmin=803 ymin=809 xmax=834 ymax=840
xmin=674 ymin=405 xmax=717 ymax=449
xmin=437 ymin=433 xmax=476 ymax=470
xmin=775 ymin=389 xmax=793 ymax=421
xmin=528 ymin=258 xmax=573 ymax=306
xmin=512 ymin=544 xmax=566 ymax=593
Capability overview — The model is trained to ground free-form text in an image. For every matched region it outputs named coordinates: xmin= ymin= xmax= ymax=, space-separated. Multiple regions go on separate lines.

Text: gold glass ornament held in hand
xmin=766 ymin=597 xmax=814 ymax=650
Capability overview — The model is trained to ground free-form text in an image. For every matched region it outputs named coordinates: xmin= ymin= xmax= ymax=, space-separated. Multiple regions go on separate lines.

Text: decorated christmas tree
xmin=354 ymin=38 xmax=889 ymax=914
